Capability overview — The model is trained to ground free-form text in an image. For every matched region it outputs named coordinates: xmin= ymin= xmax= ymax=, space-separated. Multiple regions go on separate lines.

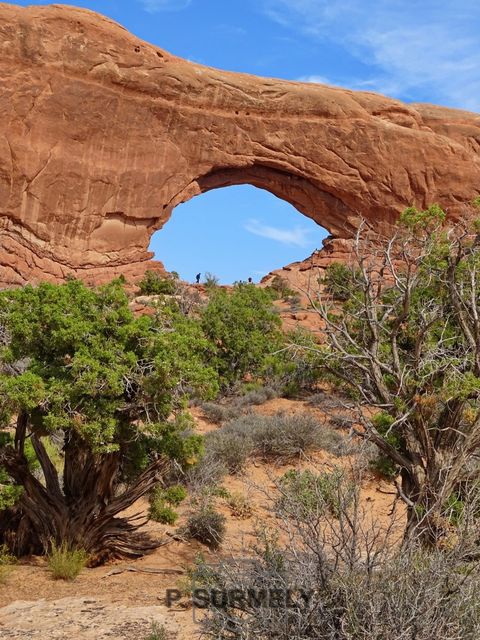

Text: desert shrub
xmin=307 ymin=391 xmax=345 ymax=410
xmin=209 ymin=485 xmax=230 ymax=499
xmin=204 ymin=430 xmax=254 ymax=474
xmin=206 ymin=412 xmax=345 ymax=468
xmin=270 ymin=328 xmax=325 ymax=396
xmin=184 ymin=505 xmax=226 ymax=549
xmin=164 ymin=485 xmax=188 ymax=506
xmin=251 ymin=413 xmax=323 ymax=459
xmin=201 ymin=283 xmax=284 ymax=388
xmin=278 ymin=468 xmax=354 ymax=518
xmin=47 ymin=541 xmax=87 ymax=581
xmin=202 ymin=542 xmax=480 ymax=639
xmin=0 ymin=543 xmax=14 ymax=565
xmin=201 ymin=402 xmax=242 ymax=425
xmin=151 ymin=504 xmax=178 ymax=525
xmin=200 ymin=462 xmax=480 ymax=639
xmin=0 ymin=543 xmax=14 ymax=584
xmin=255 ymin=413 xmax=344 ymax=460
xmin=184 ymin=454 xmax=227 ymax=494
xmin=269 ymin=275 xmax=295 ymax=300
xmin=145 ymin=621 xmax=168 ymax=640
xmin=234 ymin=386 xmax=277 ymax=407
xmin=149 ymin=484 xmax=187 ymax=525
xmin=177 ymin=553 xmax=219 ymax=597
xmin=172 ymin=281 xmax=203 ymax=316
xmin=138 ymin=270 xmax=176 ymax=296
xmin=204 ymin=272 xmax=220 ymax=289
xmin=369 ymin=454 xmax=398 ymax=480
xmin=285 ymin=294 xmax=302 ymax=311
xmin=0 ymin=564 xmax=9 ymax=584
xmin=225 ymin=491 xmax=253 ymax=519
xmin=280 ymin=380 xmax=302 ymax=399
xmin=322 ymin=262 xmax=356 ymax=301
xmin=202 ymin=388 xmax=277 ymax=425
xmin=329 ymin=414 xmax=353 ymax=430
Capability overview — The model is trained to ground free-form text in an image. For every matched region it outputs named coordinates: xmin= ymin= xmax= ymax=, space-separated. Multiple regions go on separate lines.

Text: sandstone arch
xmin=0 ymin=3 xmax=479 ymax=286
xmin=165 ymin=164 xmax=350 ymax=234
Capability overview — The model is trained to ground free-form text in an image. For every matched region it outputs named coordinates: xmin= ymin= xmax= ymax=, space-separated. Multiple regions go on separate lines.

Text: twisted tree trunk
xmin=0 ymin=422 xmax=168 ymax=565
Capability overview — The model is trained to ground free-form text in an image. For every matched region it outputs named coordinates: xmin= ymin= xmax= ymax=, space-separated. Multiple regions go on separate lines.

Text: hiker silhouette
xmin=195 ymin=273 xmax=201 ymax=284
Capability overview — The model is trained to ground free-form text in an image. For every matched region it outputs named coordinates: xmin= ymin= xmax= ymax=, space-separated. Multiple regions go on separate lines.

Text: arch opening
xmin=148 ymin=184 xmax=329 ymax=285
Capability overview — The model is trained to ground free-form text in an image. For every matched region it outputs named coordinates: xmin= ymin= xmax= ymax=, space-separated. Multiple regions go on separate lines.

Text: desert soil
xmin=0 ymin=397 xmax=401 ymax=640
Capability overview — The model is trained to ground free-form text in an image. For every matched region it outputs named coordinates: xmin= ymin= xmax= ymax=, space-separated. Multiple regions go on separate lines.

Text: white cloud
xmin=263 ymin=0 xmax=480 ymax=111
xmin=296 ymin=74 xmax=334 ymax=85
xmin=140 ymin=0 xmax=192 ymax=13
xmin=245 ymin=219 xmax=311 ymax=247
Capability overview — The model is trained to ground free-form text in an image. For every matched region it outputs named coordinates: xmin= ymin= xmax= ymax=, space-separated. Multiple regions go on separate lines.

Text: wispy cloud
xmin=296 ymin=74 xmax=408 ymax=101
xmin=296 ymin=74 xmax=334 ymax=85
xmin=263 ymin=0 xmax=480 ymax=111
xmin=140 ymin=0 xmax=192 ymax=13
xmin=245 ymin=219 xmax=311 ymax=247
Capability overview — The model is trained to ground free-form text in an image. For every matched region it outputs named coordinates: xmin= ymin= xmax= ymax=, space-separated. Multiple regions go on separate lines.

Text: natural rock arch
xmin=0 ymin=3 xmax=479 ymax=286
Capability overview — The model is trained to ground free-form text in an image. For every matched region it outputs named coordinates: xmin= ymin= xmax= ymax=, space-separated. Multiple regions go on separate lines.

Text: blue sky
xmin=11 ymin=0 xmax=480 ymax=282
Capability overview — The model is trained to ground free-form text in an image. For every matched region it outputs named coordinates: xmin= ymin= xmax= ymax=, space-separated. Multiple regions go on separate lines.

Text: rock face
xmin=0 ymin=3 xmax=479 ymax=286
xmin=0 ymin=597 xmax=176 ymax=639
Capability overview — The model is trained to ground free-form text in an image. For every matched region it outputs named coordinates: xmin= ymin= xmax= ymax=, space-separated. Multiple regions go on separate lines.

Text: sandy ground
xmin=0 ymin=397 xmax=403 ymax=639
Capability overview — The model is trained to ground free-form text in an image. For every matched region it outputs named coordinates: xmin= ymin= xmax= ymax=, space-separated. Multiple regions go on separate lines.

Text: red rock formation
xmin=0 ymin=3 xmax=479 ymax=287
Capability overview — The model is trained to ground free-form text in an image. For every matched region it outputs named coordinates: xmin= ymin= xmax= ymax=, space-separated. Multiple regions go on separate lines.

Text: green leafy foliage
xmin=322 ymin=263 xmax=356 ymax=301
xmin=201 ymin=283 xmax=283 ymax=387
xmin=0 ymin=431 xmax=40 ymax=512
xmin=276 ymin=327 xmax=325 ymax=396
xmin=138 ymin=270 xmax=176 ymax=296
xmin=149 ymin=484 xmax=187 ymax=524
xmin=150 ymin=504 xmax=178 ymax=525
xmin=399 ymin=203 xmax=446 ymax=229
xmin=0 ymin=279 xmax=216 ymax=457
xmin=278 ymin=468 xmax=354 ymax=518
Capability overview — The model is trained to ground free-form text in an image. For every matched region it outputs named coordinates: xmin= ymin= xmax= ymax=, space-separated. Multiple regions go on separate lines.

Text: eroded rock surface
xmin=0 ymin=3 xmax=479 ymax=286
xmin=0 ymin=597 xmax=176 ymax=639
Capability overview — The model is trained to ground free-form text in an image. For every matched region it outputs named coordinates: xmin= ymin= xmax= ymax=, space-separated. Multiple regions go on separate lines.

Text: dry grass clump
xmin=234 ymin=386 xmax=278 ymax=407
xmin=144 ymin=621 xmax=168 ymax=640
xmin=0 ymin=543 xmax=15 ymax=584
xmin=204 ymin=429 xmax=254 ymax=474
xmin=201 ymin=402 xmax=243 ymax=425
xmin=224 ymin=491 xmax=254 ymax=519
xmin=205 ymin=412 xmax=346 ymax=473
xmin=47 ymin=541 xmax=88 ymax=581
xmin=201 ymin=387 xmax=277 ymax=425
